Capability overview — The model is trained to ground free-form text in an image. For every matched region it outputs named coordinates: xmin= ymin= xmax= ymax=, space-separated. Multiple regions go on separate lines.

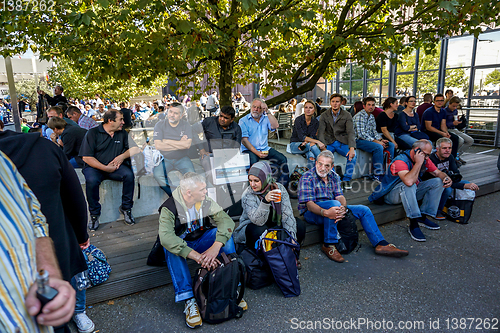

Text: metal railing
xmin=462 ymin=107 xmax=500 ymax=147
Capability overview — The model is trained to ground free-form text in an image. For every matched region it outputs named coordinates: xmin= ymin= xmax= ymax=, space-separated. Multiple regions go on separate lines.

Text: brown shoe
xmin=321 ymin=244 xmax=345 ymax=263
xmin=375 ymin=244 xmax=409 ymax=258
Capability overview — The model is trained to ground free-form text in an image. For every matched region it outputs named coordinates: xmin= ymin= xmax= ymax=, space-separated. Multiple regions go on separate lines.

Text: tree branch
xmin=176 ymin=58 xmax=209 ymax=77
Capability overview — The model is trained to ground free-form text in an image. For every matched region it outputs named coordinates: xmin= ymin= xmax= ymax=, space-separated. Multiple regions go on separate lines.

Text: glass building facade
xmin=319 ymin=29 xmax=500 ymax=147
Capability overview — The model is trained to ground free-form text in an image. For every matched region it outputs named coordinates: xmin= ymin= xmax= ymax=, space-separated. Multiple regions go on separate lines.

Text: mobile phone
xmin=414 ymin=148 xmax=422 ymax=154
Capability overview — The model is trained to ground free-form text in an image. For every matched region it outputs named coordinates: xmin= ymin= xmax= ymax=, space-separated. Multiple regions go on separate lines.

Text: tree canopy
xmin=1 ymin=0 xmax=498 ymax=106
xmin=484 ymin=69 xmax=500 ymax=87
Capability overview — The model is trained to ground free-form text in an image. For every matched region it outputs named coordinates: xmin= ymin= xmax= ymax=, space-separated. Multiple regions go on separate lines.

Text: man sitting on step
xmin=369 ymin=139 xmax=452 ymax=242
xmin=298 ymin=150 xmax=409 ymax=263
xmin=159 ymin=172 xmax=246 ymax=329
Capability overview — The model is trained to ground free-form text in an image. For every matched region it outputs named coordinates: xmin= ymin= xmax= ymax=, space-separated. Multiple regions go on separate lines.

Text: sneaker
xmin=238 ymin=298 xmax=248 ymax=311
xmin=119 ymin=206 xmax=135 ymax=225
xmin=343 ymin=180 xmax=352 ymax=190
xmin=408 ymin=226 xmax=426 ymax=242
xmin=72 ymin=312 xmax=95 ymax=333
xmin=418 ymin=217 xmax=440 ymax=230
xmin=458 ymin=157 xmax=467 ymax=165
xmin=369 ymin=174 xmax=382 ymax=182
xmin=184 ymin=298 xmax=202 ymax=329
xmin=433 ymin=211 xmax=446 ymax=220
xmin=89 ymin=215 xmax=99 ymax=231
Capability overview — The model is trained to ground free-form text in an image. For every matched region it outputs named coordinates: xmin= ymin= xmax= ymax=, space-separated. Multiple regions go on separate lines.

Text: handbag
xmin=146 ymin=235 xmax=167 ymax=267
xmin=258 ymin=228 xmax=301 ymax=297
xmin=82 ymin=244 xmax=112 ymax=286
xmin=455 ymin=114 xmax=468 ymax=130
xmin=334 ymin=209 xmax=359 ymax=254
xmin=443 ymin=188 xmax=475 ymax=224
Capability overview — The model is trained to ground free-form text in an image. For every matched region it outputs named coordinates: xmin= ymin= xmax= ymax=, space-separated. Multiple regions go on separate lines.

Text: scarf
xmin=248 ymin=161 xmax=282 ymax=226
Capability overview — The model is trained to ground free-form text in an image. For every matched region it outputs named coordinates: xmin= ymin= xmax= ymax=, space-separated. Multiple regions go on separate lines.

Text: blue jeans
xmin=153 ymin=156 xmax=195 ymax=196
xmin=70 ymin=276 xmax=86 ymax=314
xmin=326 ymin=141 xmax=357 ymax=181
xmin=289 ymin=142 xmax=322 ymax=168
xmin=303 ymin=200 xmax=385 ymax=247
xmin=438 ymin=180 xmax=469 ymax=211
xmin=355 ymin=139 xmax=395 ymax=176
xmin=164 ymin=228 xmax=236 ymax=302
xmin=384 ymin=178 xmax=445 ymax=218
xmin=82 ymin=165 xmax=135 ymax=216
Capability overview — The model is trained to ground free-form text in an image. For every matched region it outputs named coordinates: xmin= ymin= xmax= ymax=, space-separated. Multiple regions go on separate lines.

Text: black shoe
xmin=119 ymin=206 xmax=135 ymax=225
xmin=342 ymin=180 xmax=352 ymax=190
xmin=89 ymin=215 xmax=100 ymax=231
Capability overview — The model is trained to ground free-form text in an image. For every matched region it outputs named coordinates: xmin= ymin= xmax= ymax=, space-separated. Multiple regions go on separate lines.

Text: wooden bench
xmin=86 ymin=152 xmax=500 ymax=304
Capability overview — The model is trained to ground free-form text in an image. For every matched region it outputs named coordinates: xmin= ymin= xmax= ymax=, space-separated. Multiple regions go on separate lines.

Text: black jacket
xmin=0 ymin=130 xmax=88 ymax=281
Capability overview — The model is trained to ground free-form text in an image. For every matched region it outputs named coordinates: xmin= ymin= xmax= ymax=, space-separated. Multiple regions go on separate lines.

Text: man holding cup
xmin=239 ymin=98 xmax=290 ymax=188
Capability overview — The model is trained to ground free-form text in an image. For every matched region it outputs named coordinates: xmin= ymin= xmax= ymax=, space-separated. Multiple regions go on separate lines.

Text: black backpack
xmin=335 ymin=209 xmax=359 ymax=254
xmin=192 ymin=253 xmax=246 ymax=324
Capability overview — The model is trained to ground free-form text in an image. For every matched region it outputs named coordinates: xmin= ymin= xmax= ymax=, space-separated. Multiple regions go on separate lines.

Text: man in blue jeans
xmin=239 ymin=98 xmax=289 ymax=188
xmin=426 ymin=138 xmax=479 ymax=219
xmin=369 ymin=140 xmax=452 ymax=242
xmin=153 ymin=102 xmax=195 ymax=196
xmin=353 ymin=96 xmax=395 ymax=181
xmin=318 ymin=93 xmax=357 ymax=190
xmin=159 ymin=173 xmax=246 ymax=329
xmin=298 ymin=151 xmax=408 ymax=263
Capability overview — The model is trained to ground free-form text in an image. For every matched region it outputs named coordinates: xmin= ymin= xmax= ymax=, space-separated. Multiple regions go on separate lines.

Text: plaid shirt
xmin=78 ymin=115 xmax=99 ymax=130
xmin=353 ymin=110 xmax=381 ymax=142
xmin=297 ymin=167 xmax=343 ymax=214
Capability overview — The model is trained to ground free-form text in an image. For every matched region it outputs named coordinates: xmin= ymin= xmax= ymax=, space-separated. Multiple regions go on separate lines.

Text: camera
xmin=445 ymin=170 xmax=462 ymax=183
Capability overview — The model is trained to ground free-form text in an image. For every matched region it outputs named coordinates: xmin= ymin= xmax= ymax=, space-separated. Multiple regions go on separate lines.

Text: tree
xmin=484 ymin=69 xmax=500 ymax=86
xmin=47 ymin=59 xmax=167 ymax=101
xmin=1 ymin=0 xmax=498 ymax=107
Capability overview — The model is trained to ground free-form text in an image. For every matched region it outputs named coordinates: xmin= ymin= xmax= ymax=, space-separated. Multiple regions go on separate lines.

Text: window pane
xmin=418 ymin=45 xmax=440 ymax=71
xmin=351 ymin=81 xmax=363 ymax=102
xmin=382 ymin=59 xmax=390 ymax=78
xmin=476 ymin=31 xmax=500 ymax=66
xmin=367 ymin=65 xmax=381 ymax=80
xmin=444 ymin=67 xmax=471 ymax=98
xmin=473 ymin=67 xmax=500 ymax=97
xmin=396 ymin=74 xmax=414 ymax=95
xmin=416 ymin=70 xmax=438 ymax=98
xmin=340 ymin=81 xmax=350 ymax=102
xmin=367 ymin=80 xmax=381 ymax=98
xmin=446 ymin=35 xmax=474 ymax=68
xmin=351 ymin=64 xmax=363 ymax=80
xmin=396 ymin=50 xmax=417 ymax=72
xmin=339 ymin=66 xmax=349 ymax=81
xmin=468 ymin=100 xmax=499 ymax=134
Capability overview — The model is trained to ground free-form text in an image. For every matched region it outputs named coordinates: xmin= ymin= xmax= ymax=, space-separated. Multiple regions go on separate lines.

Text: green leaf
xmin=82 ymin=13 xmax=91 ymax=25
xmin=177 ymin=20 xmax=192 ymax=33
xmin=98 ymin=0 xmax=109 ymax=8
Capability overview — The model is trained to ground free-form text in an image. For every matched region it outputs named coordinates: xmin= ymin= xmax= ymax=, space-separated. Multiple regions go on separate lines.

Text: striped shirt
xmin=297 ymin=167 xmax=343 ymax=215
xmin=77 ymin=115 xmax=99 ymax=130
xmin=353 ymin=110 xmax=382 ymax=142
xmin=0 ymin=151 xmax=53 ymax=333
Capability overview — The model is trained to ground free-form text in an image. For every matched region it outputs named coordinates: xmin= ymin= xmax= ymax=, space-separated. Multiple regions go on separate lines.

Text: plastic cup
xmin=272 ymin=189 xmax=282 ymax=203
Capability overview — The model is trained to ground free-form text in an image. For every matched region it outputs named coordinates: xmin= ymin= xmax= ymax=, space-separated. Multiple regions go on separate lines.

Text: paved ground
xmin=72 ymin=189 xmax=500 ymax=333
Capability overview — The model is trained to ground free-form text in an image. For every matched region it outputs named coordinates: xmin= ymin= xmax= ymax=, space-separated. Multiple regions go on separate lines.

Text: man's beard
xmin=316 ymin=169 xmax=329 ymax=178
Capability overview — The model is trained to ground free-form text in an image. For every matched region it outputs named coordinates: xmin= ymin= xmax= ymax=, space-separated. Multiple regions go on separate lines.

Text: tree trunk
xmin=218 ymin=48 xmax=236 ymax=108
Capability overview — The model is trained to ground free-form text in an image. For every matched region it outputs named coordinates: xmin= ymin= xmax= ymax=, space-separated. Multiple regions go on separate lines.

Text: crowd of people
xmin=0 ymin=84 xmax=486 ymax=332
